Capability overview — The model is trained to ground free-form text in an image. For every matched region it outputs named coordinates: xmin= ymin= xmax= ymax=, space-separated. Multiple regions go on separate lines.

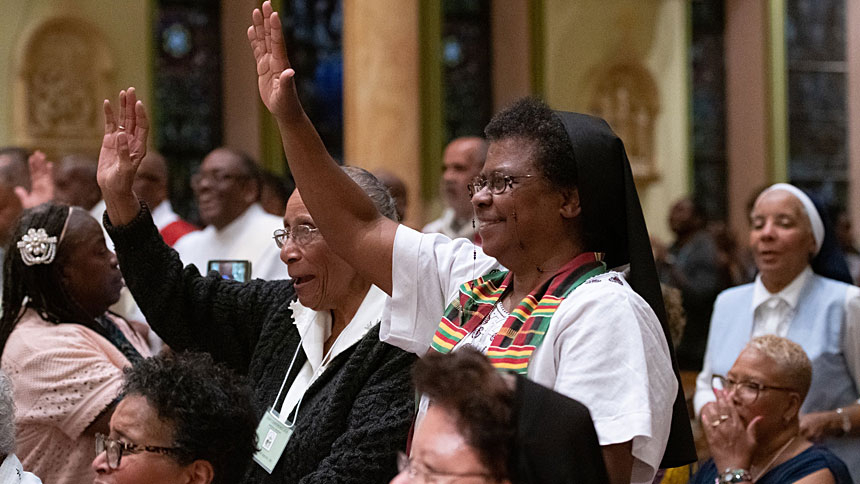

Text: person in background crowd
xmin=97 ymin=89 xmax=417 ymax=483
xmin=259 ymin=170 xmax=294 ymax=217
xmin=132 ymin=151 xmax=197 ymax=247
xmin=374 ymin=169 xmax=408 ymax=222
xmin=835 ymin=209 xmax=860 ymax=285
xmin=92 ymin=352 xmax=257 ymax=484
xmin=54 ymin=153 xmax=102 ymax=213
xmin=695 ymin=183 xmax=860 ymax=480
xmin=248 ymin=4 xmax=696 ymax=481
xmin=422 ymin=137 xmax=487 ymax=242
xmin=392 ymin=348 xmax=609 ymax=484
xmin=694 ymin=335 xmax=852 ymax=484
xmin=172 ymin=147 xmax=285 ymax=280
xmin=0 ymin=370 xmax=42 ymax=484
xmin=0 ymin=203 xmax=152 ymax=484
xmin=655 ymin=196 xmax=729 ymax=370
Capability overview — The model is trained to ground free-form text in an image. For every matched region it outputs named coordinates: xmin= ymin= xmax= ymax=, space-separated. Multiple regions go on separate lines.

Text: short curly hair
xmin=412 ymin=348 xmax=514 ymax=481
xmin=120 ymin=352 xmax=257 ymax=484
xmin=484 ymin=97 xmax=577 ymax=192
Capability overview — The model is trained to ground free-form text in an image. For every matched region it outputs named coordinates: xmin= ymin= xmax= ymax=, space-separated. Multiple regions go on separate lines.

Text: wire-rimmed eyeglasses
xmin=272 ymin=224 xmax=320 ymax=249
xmin=467 ymin=172 xmax=537 ymax=198
xmin=395 ymin=451 xmax=494 ymax=483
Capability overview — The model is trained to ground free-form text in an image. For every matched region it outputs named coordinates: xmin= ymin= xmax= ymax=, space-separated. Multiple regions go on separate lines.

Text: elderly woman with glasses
xmin=694 ymin=335 xmax=852 ymax=484
xmin=248 ymin=3 xmax=695 ymax=483
xmin=694 ymin=183 xmax=860 ymax=479
xmin=96 ymin=90 xmax=416 ymax=483
xmin=92 ymin=352 xmax=257 ymax=484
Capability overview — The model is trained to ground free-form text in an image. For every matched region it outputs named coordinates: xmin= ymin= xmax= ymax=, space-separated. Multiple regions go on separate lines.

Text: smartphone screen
xmin=207 ymin=260 xmax=252 ymax=283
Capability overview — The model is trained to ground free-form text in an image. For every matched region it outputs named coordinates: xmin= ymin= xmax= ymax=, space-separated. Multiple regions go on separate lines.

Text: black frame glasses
xmin=710 ymin=374 xmax=797 ymax=404
xmin=396 ymin=451 xmax=493 ymax=483
xmin=467 ymin=172 xmax=537 ymax=198
xmin=95 ymin=433 xmax=183 ymax=470
xmin=272 ymin=224 xmax=320 ymax=248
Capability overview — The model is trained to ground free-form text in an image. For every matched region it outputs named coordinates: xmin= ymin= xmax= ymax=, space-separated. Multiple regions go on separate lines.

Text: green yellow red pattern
xmin=430 ymin=252 xmax=607 ymax=373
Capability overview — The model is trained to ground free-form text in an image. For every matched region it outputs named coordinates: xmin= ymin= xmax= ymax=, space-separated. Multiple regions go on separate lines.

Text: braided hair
xmin=0 ymin=202 xmax=90 ymax=357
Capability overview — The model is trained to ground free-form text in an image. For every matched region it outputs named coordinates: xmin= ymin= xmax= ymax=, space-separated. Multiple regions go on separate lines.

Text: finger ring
xmin=118 ymin=125 xmax=126 ymax=130
xmin=710 ymin=419 xmax=722 ymax=428
xmin=720 ymin=415 xmax=730 ymax=421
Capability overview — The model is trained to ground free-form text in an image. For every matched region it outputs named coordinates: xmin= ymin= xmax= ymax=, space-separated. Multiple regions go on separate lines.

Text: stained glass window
xmin=786 ymin=0 xmax=847 ymax=209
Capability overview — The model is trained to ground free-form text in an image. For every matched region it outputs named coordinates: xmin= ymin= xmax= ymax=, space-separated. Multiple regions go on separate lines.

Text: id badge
xmin=252 ymin=408 xmax=294 ymax=474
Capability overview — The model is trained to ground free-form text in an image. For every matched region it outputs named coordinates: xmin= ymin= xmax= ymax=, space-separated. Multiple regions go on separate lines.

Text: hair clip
xmin=17 ymin=228 xmax=58 ymax=266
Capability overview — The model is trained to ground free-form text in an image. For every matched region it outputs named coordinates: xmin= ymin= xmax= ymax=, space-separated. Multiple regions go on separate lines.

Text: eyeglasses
xmin=190 ymin=170 xmax=250 ymax=190
xmin=396 ymin=451 xmax=494 ymax=483
xmin=467 ymin=172 xmax=537 ymax=198
xmin=711 ymin=375 xmax=797 ymax=405
xmin=272 ymin=224 xmax=320 ymax=248
xmin=95 ymin=433 xmax=183 ymax=470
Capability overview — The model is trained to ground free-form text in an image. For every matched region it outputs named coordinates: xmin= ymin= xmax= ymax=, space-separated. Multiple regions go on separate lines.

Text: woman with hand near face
xmin=694 ymin=336 xmax=852 ymax=484
xmin=694 ymin=184 xmax=860 ymax=479
xmin=97 ymin=90 xmax=415 ymax=483
xmin=0 ymin=202 xmax=152 ymax=484
xmin=248 ymin=3 xmax=695 ymax=483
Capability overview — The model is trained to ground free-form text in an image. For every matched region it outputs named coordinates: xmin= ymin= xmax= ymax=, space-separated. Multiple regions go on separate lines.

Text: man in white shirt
xmin=422 ymin=137 xmax=487 ymax=241
xmin=132 ymin=151 xmax=197 ymax=246
xmin=172 ymin=147 xmax=286 ymax=280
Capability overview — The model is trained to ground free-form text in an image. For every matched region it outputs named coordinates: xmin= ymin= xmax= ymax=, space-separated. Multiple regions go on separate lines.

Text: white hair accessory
xmin=761 ymin=183 xmax=824 ymax=255
xmin=16 ymin=228 xmax=58 ymax=266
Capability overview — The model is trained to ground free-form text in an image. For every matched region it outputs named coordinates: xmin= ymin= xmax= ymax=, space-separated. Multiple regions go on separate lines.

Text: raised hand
xmin=248 ymin=1 xmax=301 ymax=121
xmin=15 ymin=150 xmax=54 ymax=209
xmin=98 ymin=88 xmax=150 ymax=226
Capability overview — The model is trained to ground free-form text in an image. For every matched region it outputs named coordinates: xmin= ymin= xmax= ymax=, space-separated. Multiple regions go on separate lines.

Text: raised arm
xmin=249 ymin=1 xmax=398 ymax=294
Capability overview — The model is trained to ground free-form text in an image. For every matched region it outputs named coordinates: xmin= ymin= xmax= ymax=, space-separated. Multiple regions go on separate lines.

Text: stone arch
xmin=14 ymin=16 xmax=114 ymax=154
xmin=588 ymin=62 xmax=660 ymax=183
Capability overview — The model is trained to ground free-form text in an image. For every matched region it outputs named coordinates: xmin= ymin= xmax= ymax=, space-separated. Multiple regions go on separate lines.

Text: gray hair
xmin=342 ymin=166 xmax=398 ymax=221
xmin=746 ymin=335 xmax=812 ymax=399
xmin=0 ymin=370 xmax=16 ymax=455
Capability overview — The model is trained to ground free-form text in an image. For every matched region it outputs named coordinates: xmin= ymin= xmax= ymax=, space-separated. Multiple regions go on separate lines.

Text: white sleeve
xmin=693 ymin=358 xmax=715 ymax=417
xmin=550 ymin=279 xmax=675 ymax=482
xmin=380 ymin=225 xmax=500 ymax=355
xmin=843 ymin=285 xmax=860 ymax=397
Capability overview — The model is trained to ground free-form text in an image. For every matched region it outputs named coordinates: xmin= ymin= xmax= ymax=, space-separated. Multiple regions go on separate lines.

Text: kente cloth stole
xmin=430 ymin=252 xmax=607 ymax=373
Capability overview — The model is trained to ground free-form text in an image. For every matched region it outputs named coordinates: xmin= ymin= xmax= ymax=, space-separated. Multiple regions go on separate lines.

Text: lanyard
xmin=272 ymin=316 xmax=347 ymax=426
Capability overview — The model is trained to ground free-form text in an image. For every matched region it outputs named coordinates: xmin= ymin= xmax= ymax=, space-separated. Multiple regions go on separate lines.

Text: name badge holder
xmin=253 ymin=337 xmax=305 ymax=474
xmin=252 ymin=326 xmax=344 ymax=474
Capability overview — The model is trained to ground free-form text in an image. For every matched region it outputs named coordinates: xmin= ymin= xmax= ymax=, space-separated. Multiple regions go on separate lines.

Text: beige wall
xmin=0 ymin=0 xmax=152 ymax=154
xmin=543 ymin=0 xmax=689 ymax=242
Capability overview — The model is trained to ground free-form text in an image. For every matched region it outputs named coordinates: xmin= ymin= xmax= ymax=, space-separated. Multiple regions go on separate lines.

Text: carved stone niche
xmin=588 ymin=62 xmax=660 ymax=184
xmin=13 ymin=17 xmax=114 ymax=158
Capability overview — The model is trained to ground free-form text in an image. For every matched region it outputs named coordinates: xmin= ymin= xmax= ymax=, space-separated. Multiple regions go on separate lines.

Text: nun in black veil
xmin=248 ymin=3 xmax=695 ymax=482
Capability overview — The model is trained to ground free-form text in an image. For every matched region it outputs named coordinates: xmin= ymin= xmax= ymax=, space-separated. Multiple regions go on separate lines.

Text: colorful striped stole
xmin=430 ymin=252 xmax=607 ymax=373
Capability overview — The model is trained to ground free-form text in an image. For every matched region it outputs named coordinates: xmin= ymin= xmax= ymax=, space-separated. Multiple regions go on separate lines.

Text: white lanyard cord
xmin=273 ymin=314 xmax=348 ymax=427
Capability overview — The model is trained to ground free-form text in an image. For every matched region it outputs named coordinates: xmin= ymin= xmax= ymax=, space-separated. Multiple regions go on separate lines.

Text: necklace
xmin=752 ymin=435 xmax=796 ymax=482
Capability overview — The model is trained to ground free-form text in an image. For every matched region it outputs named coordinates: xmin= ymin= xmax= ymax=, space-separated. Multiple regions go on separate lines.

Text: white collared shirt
xmin=277 ymin=285 xmax=387 ymax=422
xmin=750 ymin=267 xmax=813 ymax=338
xmin=0 ymin=454 xmax=42 ymax=484
xmin=150 ymin=200 xmax=181 ymax=231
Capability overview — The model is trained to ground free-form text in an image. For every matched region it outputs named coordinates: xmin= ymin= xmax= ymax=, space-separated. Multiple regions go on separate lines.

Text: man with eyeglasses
xmin=92 ymin=352 xmax=257 ymax=484
xmin=172 ymin=147 xmax=286 ymax=280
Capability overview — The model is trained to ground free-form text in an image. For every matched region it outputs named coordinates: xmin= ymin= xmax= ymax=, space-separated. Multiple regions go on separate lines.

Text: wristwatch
xmin=718 ymin=468 xmax=752 ymax=483
xmin=836 ymin=407 xmax=852 ymax=436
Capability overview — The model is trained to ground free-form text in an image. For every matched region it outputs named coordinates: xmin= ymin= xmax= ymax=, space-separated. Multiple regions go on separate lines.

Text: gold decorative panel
xmin=14 ymin=17 xmax=113 ymax=157
xmin=588 ymin=62 xmax=660 ymax=184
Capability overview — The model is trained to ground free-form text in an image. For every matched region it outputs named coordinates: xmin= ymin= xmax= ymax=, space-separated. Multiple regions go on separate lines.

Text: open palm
xmin=248 ymin=1 xmax=300 ymax=120
xmin=97 ymin=88 xmax=149 ymax=201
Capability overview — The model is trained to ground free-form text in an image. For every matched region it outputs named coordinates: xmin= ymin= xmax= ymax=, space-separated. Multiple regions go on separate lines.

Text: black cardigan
xmin=106 ymin=204 xmax=416 ymax=484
